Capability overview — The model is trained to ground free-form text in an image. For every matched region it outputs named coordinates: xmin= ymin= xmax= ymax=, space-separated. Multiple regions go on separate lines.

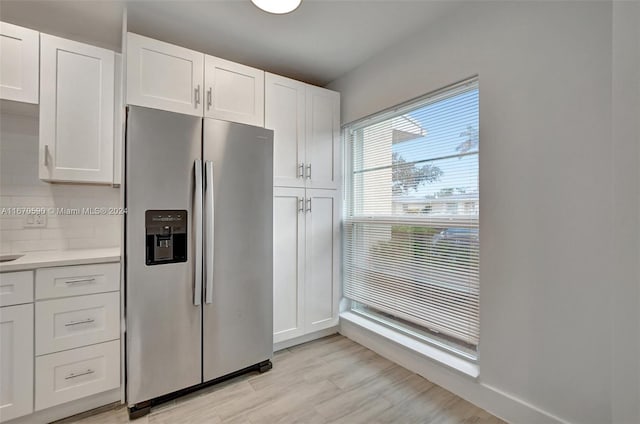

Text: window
xmin=343 ymin=78 xmax=479 ymax=354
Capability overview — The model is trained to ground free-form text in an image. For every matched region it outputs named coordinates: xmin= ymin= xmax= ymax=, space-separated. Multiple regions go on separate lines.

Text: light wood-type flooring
xmin=64 ymin=335 xmax=504 ymax=424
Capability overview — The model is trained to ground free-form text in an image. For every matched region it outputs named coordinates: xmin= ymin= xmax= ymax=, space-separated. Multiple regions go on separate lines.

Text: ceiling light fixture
xmin=251 ymin=0 xmax=302 ymax=15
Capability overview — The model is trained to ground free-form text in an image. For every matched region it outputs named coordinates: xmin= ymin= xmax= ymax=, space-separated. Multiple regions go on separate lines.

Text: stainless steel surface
xmin=44 ymin=144 xmax=49 ymax=166
xmin=64 ymin=278 xmax=95 ymax=285
xmin=202 ymin=119 xmax=273 ymax=382
xmin=0 ymin=254 xmax=24 ymax=262
xmin=306 ymin=198 xmax=312 ymax=213
xmin=298 ymin=162 xmax=304 ymax=179
xmin=65 ymin=369 xmax=94 ymax=380
xmin=126 ymin=106 xmax=202 ymax=406
xmin=207 ymin=87 xmax=212 ymax=109
xmin=126 ymin=107 xmax=273 ymax=407
xmin=298 ymin=197 xmax=304 ymax=213
xmin=194 ymin=159 xmax=203 ymax=306
xmin=306 ymin=163 xmax=312 ymax=179
xmin=64 ymin=318 xmax=95 ymax=326
xmin=195 ymin=85 xmax=201 ymax=106
xmin=204 ymin=160 xmax=214 ymax=305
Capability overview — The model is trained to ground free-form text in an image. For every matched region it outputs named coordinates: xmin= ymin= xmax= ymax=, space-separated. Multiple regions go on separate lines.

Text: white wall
xmin=329 ymin=2 xmax=638 ymax=423
xmin=0 ymin=105 xmax=121 ymax=253
xmin=611 ymin=1 xmax=640 ymax=423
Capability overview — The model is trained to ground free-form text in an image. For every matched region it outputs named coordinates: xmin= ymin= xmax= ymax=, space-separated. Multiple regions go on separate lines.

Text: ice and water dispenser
xmin=145 ymin=210 xmax=187 ymax=265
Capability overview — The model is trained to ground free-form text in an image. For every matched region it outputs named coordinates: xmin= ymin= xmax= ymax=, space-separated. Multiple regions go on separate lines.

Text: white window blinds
xmin=344 ymin=78 xmax=479 ymax=347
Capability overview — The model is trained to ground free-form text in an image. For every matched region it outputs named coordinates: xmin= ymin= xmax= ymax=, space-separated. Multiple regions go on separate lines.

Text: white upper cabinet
xmin=126 ymin=33 xmax=265 ymax=126
xmin=205 ymin=55 xmax=264 ymax=126
xmin=266 ymin=73 xmax=340 ymax=190
xmin=0 ymin=22 xmax=39 ymax=104
xmin=305 ymin=86 xmax=340 ymax=190
xmin=266 ymin=73 xmax=306 ymax=188
xmin=126 ymin=33 xmax=204 ymax=117
xmin=39 ymin=34 xmax=114 ymax=183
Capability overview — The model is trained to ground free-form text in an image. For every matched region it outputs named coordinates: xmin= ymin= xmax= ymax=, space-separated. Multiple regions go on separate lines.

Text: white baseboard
xmin=273 ymin=327 xmax=339 ymax=352
xmin=6 ymin=389 xmax=122 ymax=424
xmin=339 ymin=318 xmax=568 ymax=424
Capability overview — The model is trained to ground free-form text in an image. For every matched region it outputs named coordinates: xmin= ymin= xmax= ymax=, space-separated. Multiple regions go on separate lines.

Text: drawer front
xmin=0 ymin=271 xmax=33 ymax=307
xmin=36 ymin=292 xmax=120 ymax=355
xmin=35 ymin=340 xmax=120 ymax=411
xmin=36 ymin=263 xmax=119 ymax=299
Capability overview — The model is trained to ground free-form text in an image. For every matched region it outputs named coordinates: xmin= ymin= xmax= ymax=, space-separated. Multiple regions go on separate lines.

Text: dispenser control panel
xmin=145 ymin=210 xmax=187 ymax=265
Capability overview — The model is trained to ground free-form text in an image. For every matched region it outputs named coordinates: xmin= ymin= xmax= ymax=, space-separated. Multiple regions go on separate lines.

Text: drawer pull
xmin=65 ymin=278 xmax=96 ymax=285
xmin=65 ymin=369 xmax=95 ymax=380
xmin=65 ymin=318 xmax=95 ymax=327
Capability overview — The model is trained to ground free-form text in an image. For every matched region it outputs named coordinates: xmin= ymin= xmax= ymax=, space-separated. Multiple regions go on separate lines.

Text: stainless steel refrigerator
xmin=124 ymin=106 xmax=273 ymax=418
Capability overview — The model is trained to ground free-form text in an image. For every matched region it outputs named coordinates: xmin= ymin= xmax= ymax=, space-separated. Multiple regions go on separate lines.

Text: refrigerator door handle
xmin=205 ymin=160 xmax=214 ymax=304
xmin=194 ymin=159 xmax=203 ymax=306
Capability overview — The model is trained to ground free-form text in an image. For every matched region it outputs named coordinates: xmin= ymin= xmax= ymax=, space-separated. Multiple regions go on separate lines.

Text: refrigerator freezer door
xmin=125 ymin=106 xmax=203 ymax=405
xmin=202 ymin=119 xmax=274 ymax=381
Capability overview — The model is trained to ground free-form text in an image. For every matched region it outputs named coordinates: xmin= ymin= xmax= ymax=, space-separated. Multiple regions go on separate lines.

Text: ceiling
xmin=0 ymin=0 xmax=460 ymax=86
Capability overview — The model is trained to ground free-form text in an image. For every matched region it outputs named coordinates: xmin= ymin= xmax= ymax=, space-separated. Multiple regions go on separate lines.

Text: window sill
xmin=339 ymin=311 xmax=479 ymax=379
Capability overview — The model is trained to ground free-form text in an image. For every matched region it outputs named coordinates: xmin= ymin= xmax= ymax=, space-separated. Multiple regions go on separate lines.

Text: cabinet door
xmin=305 ymin=86 xmax=340 ymax=190
xmin=266 ymin=73 xmax=306 ymax=188
xmin=39 ymin=34 xmax=114 ymax=183
xmin=127 ymin=33 xmax=204 ymax=117
xmin=273 ymin=187 xmax=306 ymax=343
xmin=0 ymin=22 xmax=39 ymax=104
xmin=0 ymin=271 xmax=33 ymax=307
xmin=204 ymin=55 xmax=264 ymax=126
xmin=304 ymin=189 xmax=340 ymax=332
xmin=35 ymin=292 xmax=120 ymax=355
xmin=35 ymin=340 xmax=120 ymax=411
xmin=113 ymin=52 xmax=123 ymax=185
xmin=0 ymin=304 xmax=34 ymax=422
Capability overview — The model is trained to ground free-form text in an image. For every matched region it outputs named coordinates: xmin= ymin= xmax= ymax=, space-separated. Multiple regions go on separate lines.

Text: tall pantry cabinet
xmin=266 ymin=73 xmax=341 ymax=345
xmin=125 ymin=33 xmax=341 ymax=346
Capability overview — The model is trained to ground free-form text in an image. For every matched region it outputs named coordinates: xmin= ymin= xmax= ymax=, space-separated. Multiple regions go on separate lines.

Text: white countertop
xmin=0 ymin=247 xmax=121 ymax=272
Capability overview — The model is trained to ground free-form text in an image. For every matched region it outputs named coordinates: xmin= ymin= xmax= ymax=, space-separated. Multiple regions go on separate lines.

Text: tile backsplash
xmin=0 ymin=105 xmax=121 ymax=254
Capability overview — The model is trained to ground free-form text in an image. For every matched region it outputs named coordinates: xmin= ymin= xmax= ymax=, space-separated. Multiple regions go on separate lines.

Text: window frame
xmin=342 ymin=76 xmax=480 ymax=353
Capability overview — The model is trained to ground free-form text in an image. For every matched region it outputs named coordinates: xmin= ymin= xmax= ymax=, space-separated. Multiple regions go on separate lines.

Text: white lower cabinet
xmin=35 ymin=291 xmax=120 ymax=355
xmin=304 ymin=189 xmax=340 ymax=332
xmin=0 ymin=271 xmax=33 ymax=307
xmin=0 ymin=261 xmax=121 ymax=421
xmin=273 ymin=187 xmax=339 ymax=344
xmin=273 ymin=187 xmax=306 ymax=343
xmin=32 ymin=262 xmax=121 ymax=413
xmin=35 ymin=340 xmax=120 ymax=411
xmin=35 ymin=263 xmax=120 ymax=300
xmin=0 ymin=304 xmax=34 ymax=422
